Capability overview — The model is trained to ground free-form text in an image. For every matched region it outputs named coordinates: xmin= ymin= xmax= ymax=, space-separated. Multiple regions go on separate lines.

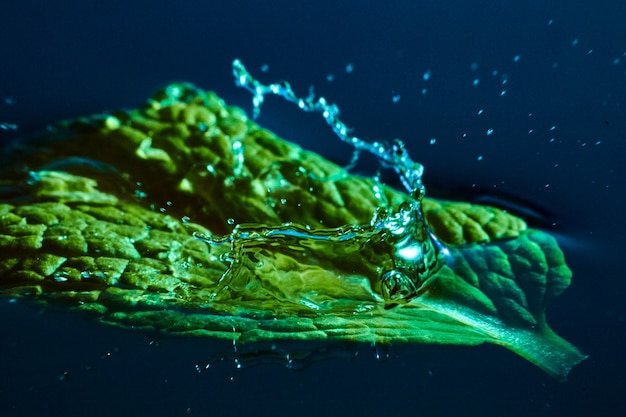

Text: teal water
xmin=1 ymin=1 xmax=624 ymax=416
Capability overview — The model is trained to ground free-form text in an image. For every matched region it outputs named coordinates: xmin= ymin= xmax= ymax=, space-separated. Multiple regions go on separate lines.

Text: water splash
xmin=232 ymin=59 xmax=425 ymax=199
xmin=191 ymin=61 xmax=441 ymax=304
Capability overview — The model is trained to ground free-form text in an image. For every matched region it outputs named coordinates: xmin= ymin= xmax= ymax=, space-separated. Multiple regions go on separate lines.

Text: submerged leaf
xmin=0 ymin=83 xmax=585 ymax=380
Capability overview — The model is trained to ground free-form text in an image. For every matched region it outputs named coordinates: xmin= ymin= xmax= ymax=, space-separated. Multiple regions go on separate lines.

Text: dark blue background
xmin=1 ymin=1 xmax=624 ymax=416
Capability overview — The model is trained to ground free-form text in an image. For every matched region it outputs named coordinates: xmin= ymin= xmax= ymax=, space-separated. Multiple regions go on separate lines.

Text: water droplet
xmin=181 ymin=216 xmax=191 ymax=223
xmin=486 ymin=128 xmax=494 ymax=136
xmin=429 ymin=138 xmax=437 ymax=145
xmin=392 ymin=93 xmax=401 ymax=103
xmin=477 ymin=155 xmax=484 ymax=161
xmin=473 ymin=78 xmax=480 ymax=86
xmin=57 ymin=371 xmax=71 ymax=382
xmin=513 ymin=55 xmax=521 ymax=63
xmin=477 ymin=109 xmax=484 ymax=115
xmin=345 ymin=63 xmax=354 ymax=73
xmin=423 ymin=69 xmax=431 ymax=81
xmin=227 ymin=218 xmax=235 ymax=225
xmin=53 ymin=271 xmax=69 ymax=283
xmin=0 ymin=122 xmax=18 ymax=131
xmin=260 ymin=64 xmax=269 ymax=72
xmin=326 ymin=74 xmax=335 ymax=82
xmin=373 ymin=344 xmax=390 ymax=361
